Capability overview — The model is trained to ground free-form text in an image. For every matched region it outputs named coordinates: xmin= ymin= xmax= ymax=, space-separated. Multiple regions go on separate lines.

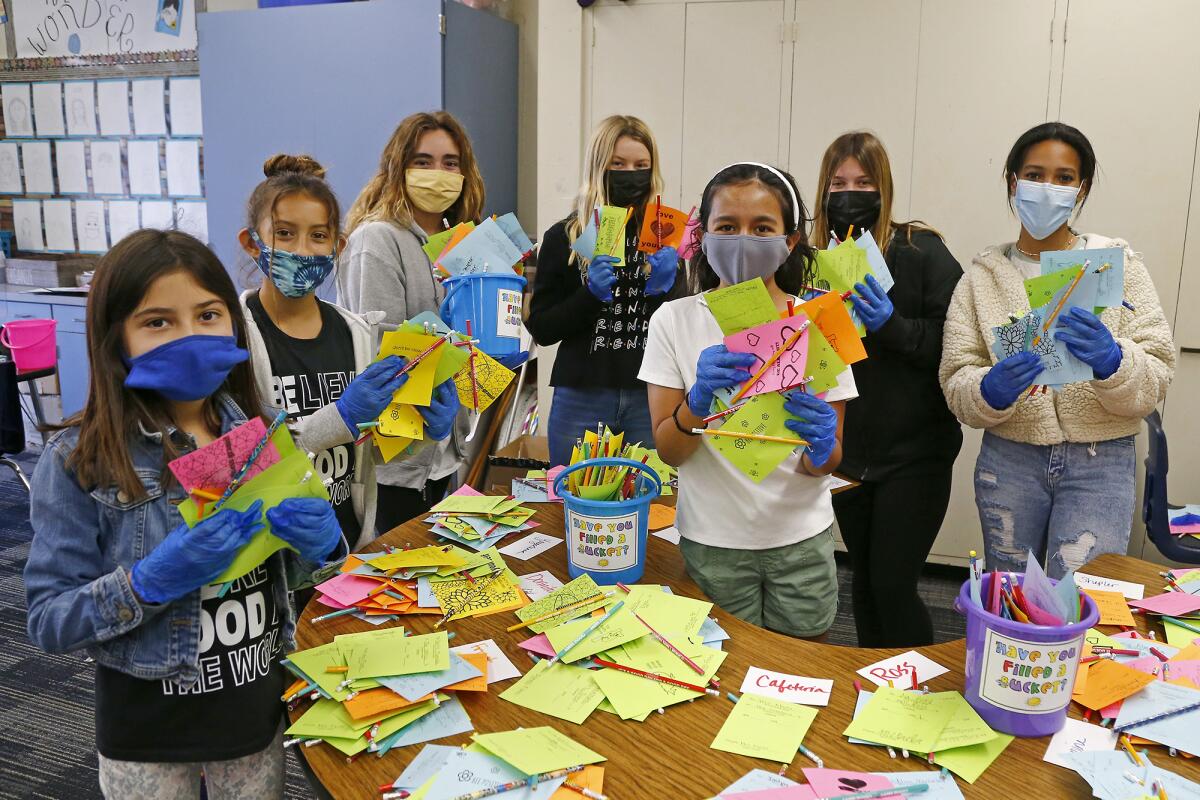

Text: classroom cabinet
xmin=1 ymin=296 xmax=90 ymax=421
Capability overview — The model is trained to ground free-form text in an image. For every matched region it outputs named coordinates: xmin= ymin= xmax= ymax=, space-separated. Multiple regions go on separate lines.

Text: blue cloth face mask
xmin=250 ymin=231 xmax=336 ymax=298
xmin=124 ymin=334 xmax=249 ymax=402
xmin=1014 ymin=179 xmax=1079 ymax=241
xmin=701 ymin=233 xmax=792 ymax=285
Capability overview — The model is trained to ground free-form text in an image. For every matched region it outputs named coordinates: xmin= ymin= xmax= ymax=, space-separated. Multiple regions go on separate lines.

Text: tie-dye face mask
xmin=250 ymin=230 xmax=336 ymax=298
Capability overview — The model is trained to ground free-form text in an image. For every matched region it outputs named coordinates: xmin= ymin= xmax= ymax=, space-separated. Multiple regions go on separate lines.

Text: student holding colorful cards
xmin=24 ymin=230 xmax=346 ymax=798
xmin=940 ymin=122 xmax=1175 ymax=579
xmin=528 ymin=115 xmax=686 ymax=467
xmin=338 ymin=112 xmax=481 ymax=530
xmin=640 ymin=162 xmax=857 ymax=640
xmin=810 ymin=132 xmax=963 ymax=648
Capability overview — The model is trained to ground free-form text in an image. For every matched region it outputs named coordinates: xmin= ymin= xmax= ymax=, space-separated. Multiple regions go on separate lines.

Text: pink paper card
xmin=1170 ymin=524 xmax=1200 ymax=535
xmin=800 ymin=769 xmax=896 ymax=798
xmin=1129 ymin=592 xmax=1200 ymax=616
xmin=168 ymin=417 xmax=280 ymax=493
xmin=723 ymin=316 xmax=811 ymax=399
xmin=724 ymin=788 xmax=817 ymax=800
xmin=316 ymin=594 xmax=351 ymax=610
xmin=313 ymin=573 xmax=381 ymax=607
xmin=1164 ymin=660 xmax=1200 ymax=686
xmin=517 ymin=633 xmax=557 ymax=658
xmin=546 ymin=465 xmax=566 ymax=502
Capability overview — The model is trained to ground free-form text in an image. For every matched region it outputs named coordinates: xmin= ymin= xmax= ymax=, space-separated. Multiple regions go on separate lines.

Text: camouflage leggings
xmin=97 ymin=723 xmax=283 ymax=799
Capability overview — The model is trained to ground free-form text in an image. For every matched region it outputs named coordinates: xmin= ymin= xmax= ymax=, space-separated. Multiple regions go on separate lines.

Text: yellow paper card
xmin=370 ymin=545 xmax=466 ymax=572
xmin=1164 ymin=619 xmax=1200 ymax=649
xmin=375 ymin=331 xmax=446 ymax=406
xmin=379 ymin=402 xmax=424 ymax=440
xmin=841 ymin=687 xmax=960 ymax=752
xmin=543 ymin=606 xmax=647 ymax=663
xmin=471 ymin=727 xmax=605 ymax=775
xmin=373 ymin=430 xmax=414 ymax=463
xmin=711 ymin=693 xmax=817 ymax=763
xmin=498 ymin=659 xmax=605 ymax=724
xmin=454 ymin=346 xmax=515 ymax=413
xmin=340 ymin=630 xmax=449 ymax=681
xmin=933 ymin=732 xmax=1014 ymax=783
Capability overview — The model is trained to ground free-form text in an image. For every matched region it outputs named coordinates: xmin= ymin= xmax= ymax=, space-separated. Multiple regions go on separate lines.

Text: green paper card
xmin=934 ymin=731 xmax=1014 ymax=783
xmin=710 ymin=693 xmax=816 ymax=763
xmin=471 ymin=727 xmax=605 ymax=775
xmin=498 ymin=659 xmax=605 ymax=724
xmin=286 ymin=642 xmax=352 ymax=701
xmin=705 ymin=278 xmax=780 ymax=336
xmin=932 ymin=693 xmax=999 ymax=751
xmin=814 ymin=241 xmax=871 ymax=294
xmin=543 ymin=606 xmax=647 ymax=663
xmin=340 ymin=630 xmax=449 ymax=681
xmin=803 ymin=323 xmax=848 ymax=396
xmin=841 ymin=687 xmax=960 ymax=752
xmin=593 ymin=205 xmax=629 ymax=265
xmin=621 ymin=585 xmax=712 ymax=638
xmin=594 ymin=638 xmax=725 ymax=720
xmin=709 ymin=392 xmax=800 ymax=482
xmin=516 ymin=574 xmax=607 ymax=634
xmin=1024 ymin=265 xmax=1078 ymax=310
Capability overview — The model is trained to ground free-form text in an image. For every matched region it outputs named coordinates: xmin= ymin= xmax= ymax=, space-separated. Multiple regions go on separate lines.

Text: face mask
xmin=406 ymin=168 xmax=464 ymax=214
xmin=250 ymin=231 xmax=335 ymax=298
xmin=826 ymin=190 xmax=881 ymax=238
xmin=606 ymin=169 xmax=652 ymax=207
xmin=124 ymin=334 xmax=249 ymax=402
xmin=702 ymin=233 xmax=791 ymax=285
xmin=1014 ymin=179 xmax=1079 ymax=241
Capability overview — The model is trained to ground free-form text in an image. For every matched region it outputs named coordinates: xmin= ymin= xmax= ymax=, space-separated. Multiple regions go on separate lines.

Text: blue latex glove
xmin=496 ymin=351 xmax=530 ymax=370
xmin=783 ymin=391 xmax=839 ymax=469
xmin=586 ymin=254 xmax=619 ymax=302
xmin=645 ymin=246 xmax=679 ymax=296
xmin=686 ymin=345 xmax=756 ymax=418
xmin=980 ymin=352 xmax=1044 ymax=410
xmin=267 ymin=497 xmax=342 ymax=564
xmin=131 ymin=501 xmax=265 ymax=604
xmin=849 ymin=274 xmax=894 ymax=332
xmin=1055 ymin=307 xmax=1122 ymax=380
xmin=336 ymin=355 xmax=409 ymax=432
xmin=420 ymin=379 xmax=460 ymax=440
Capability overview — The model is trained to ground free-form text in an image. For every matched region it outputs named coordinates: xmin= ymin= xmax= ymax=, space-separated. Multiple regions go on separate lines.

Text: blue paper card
xmin=440 ymin=217 xmax=524 ymax=276
xmin=1115 ymin=681 xmax=1200 ymax=753
xmin=372 ymin=695 xmax=473 ymax=750
xmin=718 ymin=769 xmax=799 ymax=795
xmin=376 ymin=651 xmax=483 ymax=701
xmin=570 ymin=212 xmax=599 ymax=261
xmin=876 ymin=771 xmax=966 ymax=800
xmin=425 ymin=748 xmax=567 ymax=799
xmin=394 ymin=744 xmax=459 ymax=792
xmin=1041 ymin=246 xmax=1125 ymax=311
xmin=495 ymin=212 xmax=533 ymax=255
xmin=1064 ymin=750 xmax=1200 ymax=800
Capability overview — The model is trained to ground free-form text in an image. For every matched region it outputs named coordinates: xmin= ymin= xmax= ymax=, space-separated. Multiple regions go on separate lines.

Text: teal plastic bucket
xmin=553 ymin=457 xmax=661 ymax=585
xmin=439 ymin=273 xmax=526 ymax=357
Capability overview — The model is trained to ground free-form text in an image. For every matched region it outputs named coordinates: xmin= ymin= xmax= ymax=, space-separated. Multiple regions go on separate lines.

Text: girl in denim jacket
xmin=24 ymin=229 xmax=346 ymax=799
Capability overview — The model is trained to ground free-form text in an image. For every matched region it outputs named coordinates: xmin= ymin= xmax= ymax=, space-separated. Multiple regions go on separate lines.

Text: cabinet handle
xmin=1182 ymin=347 xmax=1200 ymax=354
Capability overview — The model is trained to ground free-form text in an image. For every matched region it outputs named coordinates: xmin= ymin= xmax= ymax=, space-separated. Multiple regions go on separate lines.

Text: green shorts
xmin=679 ymin=528 xmax=837 ymax=638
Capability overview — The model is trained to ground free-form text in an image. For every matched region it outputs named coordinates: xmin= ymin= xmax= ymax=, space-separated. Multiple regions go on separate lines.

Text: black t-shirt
xmin=95 ymin=565 xmax=284 ymax=761
xmin=247 ymin=291 xmax=360 ymax=544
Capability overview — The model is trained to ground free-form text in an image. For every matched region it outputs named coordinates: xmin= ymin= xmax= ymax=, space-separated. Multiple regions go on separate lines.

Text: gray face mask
xmin=702 ymin=233 xmax=791 ymax=285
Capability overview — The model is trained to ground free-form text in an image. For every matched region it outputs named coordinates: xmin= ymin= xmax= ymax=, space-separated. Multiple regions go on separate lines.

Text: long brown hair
xmin=67 ymin=229 xmax=264 ymax=498
xmin=811 ymin=130 xmax=939 ymax=249
xmin=344 ymin=111 xmax=485 ymax=234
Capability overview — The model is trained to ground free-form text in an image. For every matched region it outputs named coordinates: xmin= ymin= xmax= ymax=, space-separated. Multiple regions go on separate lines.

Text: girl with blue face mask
xmin=640 ymin=163 xmax=856 ymax=642
xmin=237 ymin=154 xmax=460 ymax=553
xmin=940 ymin=123 xmax=1176 ymax=580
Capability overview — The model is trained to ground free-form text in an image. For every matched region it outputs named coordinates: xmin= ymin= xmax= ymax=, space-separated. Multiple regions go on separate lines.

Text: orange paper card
xmin=1071 ymin=662 xmax=1089 ymax=698
xmin=648 ymin=503 xmax=676 ymax=531
xmin=442 ymin=651 xmax=490 ymax=692
xmin=550 ymin=765 xmax=605 ymax=799
xmin=1074 ymin=658 xmax=1155 ymax=710
xmin=1083 ymin=589 xmax=1137 ymax=627
xmin=796 ymin=291 xmax=867 ymax=364
xmin=344 ymin=688 xmax=434 ymax=721
xmin=637 ymin=202 xmax=688 ymax=254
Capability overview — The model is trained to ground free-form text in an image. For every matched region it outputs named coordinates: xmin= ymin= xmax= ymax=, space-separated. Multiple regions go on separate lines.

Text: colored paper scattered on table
xmin=711 ymin=692 xmax=817 ymax=763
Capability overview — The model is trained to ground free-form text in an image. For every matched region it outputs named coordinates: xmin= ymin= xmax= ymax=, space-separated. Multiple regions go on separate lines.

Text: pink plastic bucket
xmin=1 ymin=319 xmax=58 ymax=373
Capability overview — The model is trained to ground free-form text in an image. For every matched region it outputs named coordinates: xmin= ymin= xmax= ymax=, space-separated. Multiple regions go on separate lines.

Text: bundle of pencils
xmin=566 ymin=425 xmax=652 ymax=501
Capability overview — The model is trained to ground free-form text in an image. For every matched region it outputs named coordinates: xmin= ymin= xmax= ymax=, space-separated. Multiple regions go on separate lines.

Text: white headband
xmin=720 ymin=161 xmax=800 ymax=227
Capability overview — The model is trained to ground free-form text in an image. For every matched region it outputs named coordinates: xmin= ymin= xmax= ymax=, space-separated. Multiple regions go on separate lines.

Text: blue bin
xmin=439 ymin=273 xmax=526 ymax=358
xmin=553 ymin=458 xmax=661 ymax=585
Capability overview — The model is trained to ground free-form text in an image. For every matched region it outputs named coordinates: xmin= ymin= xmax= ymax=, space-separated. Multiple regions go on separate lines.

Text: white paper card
xmin=165 ymin=139 xmax=201 ymax=197
xmin=54 ymin=140 xmax=88 ymax=194
xmin=857 ymin=650 xmax=949 ymax=688
xmin=450 ymin=639 xmax=520 ymax=683
xmin=0 ymin=143 xmax=22 ymax=193
xmin=108 ymin=201 xmax=141 ymax=244
xmin=74 ymin=200 xmax=109 ymax=253
xmin=517 ymin=571 xmax=564 ymax=602
xmin=498 ymin=532 xmax=561 ymax=561
xmin=1043 ymin=718 xmax=1118 ymax=769
xmin=131 ymin=79 xmax=167 ymax=136
xmin=174 ymin=201 xmax=208 ymax=243
xmin=740 ymin=666 xmax=834 ymax=707
xmin=20 ymin=141 xmax=54 ymax=194
xmin=1074 ymin=572 xmax=1145 ymax=601
xmin=32 ymin=83 xmax=65 ymax=138
xmin=97 ymin=81 xmax=131 ymax=137
xmin=89 ymin=141 xmax=124 ymax=195
xmin=2 ymin=83 xmax=34 ymax=137
xmin=42 ymin=200 xmax=76 ymax=251
xmin=651 ymin=526 xmax=681 ymax=544
xmin=127 ymin=140 xmax=162 ymax=196
xmin=140 ymin=200 xmax=174 ymax=230
xmin=12 ymin=200 xmax=44 ymax=251
xmin=169 ymin=78 xmax=203 ymax=136
xmin=63 ymin=82 xmax=98 ymax=137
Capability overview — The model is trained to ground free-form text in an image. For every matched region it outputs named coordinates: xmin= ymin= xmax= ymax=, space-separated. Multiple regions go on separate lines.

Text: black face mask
xmin=606 ymin=169 xmax=652 ymax=207
xmin=826 ymin=190 xmax=881 ymax=239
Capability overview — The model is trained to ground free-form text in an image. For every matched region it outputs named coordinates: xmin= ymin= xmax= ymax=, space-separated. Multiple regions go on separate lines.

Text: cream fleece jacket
xmin=939 ymin=234 xmax=1175 ymax=445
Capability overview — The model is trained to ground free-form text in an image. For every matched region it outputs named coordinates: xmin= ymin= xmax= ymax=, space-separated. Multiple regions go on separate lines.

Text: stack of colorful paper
xmin=1168 ymin=506 xmax=1200 ymax=538
xmin=424 ymin=484 xmax=539 ymax=551
xmin=423 ymin=211 xmax=532 ymax=278
xmin=310 ymin=544 xmax=472 ymax=625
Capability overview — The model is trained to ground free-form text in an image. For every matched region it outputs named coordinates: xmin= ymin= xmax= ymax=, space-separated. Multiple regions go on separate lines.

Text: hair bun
xmin=262 ymin=154 xmax=326 ymax=179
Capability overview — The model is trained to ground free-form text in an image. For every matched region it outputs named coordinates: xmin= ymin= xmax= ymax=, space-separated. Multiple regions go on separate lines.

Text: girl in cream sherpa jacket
xmin=939 ymin=234 xmax=1175 ymax=444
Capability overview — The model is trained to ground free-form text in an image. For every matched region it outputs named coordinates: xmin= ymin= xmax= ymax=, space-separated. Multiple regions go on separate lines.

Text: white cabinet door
xmin=789 ymin=0 xmax=922 ymax=221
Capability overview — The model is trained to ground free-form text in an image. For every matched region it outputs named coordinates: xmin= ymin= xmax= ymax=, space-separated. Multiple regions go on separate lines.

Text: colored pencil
xmin=817 ymin=785 xmax=928 ymax=800
xmin=591 ymin=657 xmax=719 ymax=695
xmin=549 ymin=601 xmax=625 ymax=665
xmin=730 ymin=320 xmax=811 ymax=404
xmin=1163 ymin=616 xmax=1200 ymax=635
xmin=444 ymin=766 xmax=584 ymax=800
xmin=634 ymin=612 xmax=706 ymax=677
xmin=1032 ymin=260 xmax=1090 ymax=350
xmin=505 ymin=591 xmax=613 ymax=632
xmin=692 ymin=428 xmax=809 ymax=447
xmin=211 ymin=409 xmax=288 ymax=512
xmin=701 ymin=403 xmax=747 ymax=425
xmin=390 ymin=334 xmax=450 ymax=380
xmin=465 ymin=320 xmax=480 ymax=411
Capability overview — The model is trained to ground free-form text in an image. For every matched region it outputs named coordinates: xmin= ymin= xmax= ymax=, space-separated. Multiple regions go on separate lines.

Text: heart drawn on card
xmin=838 ymin=778 xmax=869 ymax=791
xmin=650 ymin=220 xmax=675 ymax=239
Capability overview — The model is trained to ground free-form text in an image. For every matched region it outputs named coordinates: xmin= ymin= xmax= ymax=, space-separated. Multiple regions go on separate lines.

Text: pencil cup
xmin=955 ymin=573 xmax=1099 ymax=737
xmin=439 ymin=273 xmax=526 ymax=357
xmin=553 ymin=458 xmax=662 ymax=586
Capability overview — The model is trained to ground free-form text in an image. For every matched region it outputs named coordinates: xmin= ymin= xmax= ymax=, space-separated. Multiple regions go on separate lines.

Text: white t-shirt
xmin=638 ymin=292 xmax=859 ymax=550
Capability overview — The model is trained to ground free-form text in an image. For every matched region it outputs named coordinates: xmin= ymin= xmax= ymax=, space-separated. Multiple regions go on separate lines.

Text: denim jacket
xmin=24 ymin=394 xmax=346 ymax=684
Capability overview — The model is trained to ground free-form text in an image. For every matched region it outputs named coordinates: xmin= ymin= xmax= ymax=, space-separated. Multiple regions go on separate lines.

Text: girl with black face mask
xmin=813 ymin=131 xmax=963 ymax=649
xmin=527 ymin=115 xmax=685 ymax=467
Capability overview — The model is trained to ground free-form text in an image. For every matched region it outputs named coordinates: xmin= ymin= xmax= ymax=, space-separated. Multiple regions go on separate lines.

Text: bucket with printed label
xmin=955 ymin=573 xmax=1099 ymax=737
xmin=0 ymin=319 xmax=57 ymax=373
xmin=439 ymin=273 xmax=526 ymax=357
xmin=553 ymin=457 xmax=661 ymax=585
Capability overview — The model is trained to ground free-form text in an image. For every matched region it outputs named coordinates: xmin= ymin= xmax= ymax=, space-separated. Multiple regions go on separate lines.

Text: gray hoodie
xmin=336 ymin=219 xmax=468 ymax=488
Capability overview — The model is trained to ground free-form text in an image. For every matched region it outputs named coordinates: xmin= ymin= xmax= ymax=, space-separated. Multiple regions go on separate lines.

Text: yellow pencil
xmin=1031 ymin=259 xmax=1090 ymax=348
xmin=730 ymin=320 xmax=811 ymax=404
xmin=506 ymin=591 xmax=611 ymax=632
xmin=1120 ymin=734 xmax=1144 ymax=767
xmin=691 ymin=428 xmax=808 ymax=447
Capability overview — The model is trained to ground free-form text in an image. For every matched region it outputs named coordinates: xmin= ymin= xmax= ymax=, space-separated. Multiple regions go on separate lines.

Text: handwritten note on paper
xmin=1042 ymin=718 xmax=1118 ymax=768
xmin=516 ymin=574 xmax=607 ymax=634
xmin=814 ymin=242 xmax=872 ymax=295
xmin=593 ymin=205 xmax=629 ymax=265
xmin=543 ymin=607 xmax=646 ymax=663
xmin=711 ymin=693 xmax=817 ymax=763
xmin=1041 ymin=247 xmax=1125 ymax=311
xmin=517 ymin=571 xmax=564 ymax=601
xmin=933 ymin=732 xmax=1014 ymax=784
xmin=499 ymin=659 xmax=605 ymax=724
xmin=801 ymin=768 xmax=893 ymax=797
xmin=494 ymin=212 xmax=534 ymax=255
xmin=856 ymin=650 xmax=949 ymax=688
xmin=499 ymin=532 xmax=562 ymax=561
xmin=374 ymin=331 xmax=446 ymax=407
xmin=471 ymin=727 xmax=605 ymax=776
xmin=740 ymin=667 xmax=833 ymax=707
xmin=168 ymin=417 xmax=279 ymax=493
xmin=450 ymin=639 xmax=522 ymax=683
xmin=842 ymin=687 xmax=959 ymax=752
xmin=1073 ymin=572 xmax=1145 ymax=601
xmin=705 ymin=278 xmax=781 ymax=336
xmin=439 ymin=217 xmax=524 ymax=276
xmin=1081 ymin=589 xmax=1136 ymax=626
xmin=724 ymin=316 xmax=812 ymax=398
xmin=1074 ymin=658 xmax=1156 ymax=711
xmin=709 ymin=391 xmax=801 ymax=483
xmin=342 ymin=630 xmax=450 ymax=681
xmin=637 ymin=201 xmax=688 ymax=254
xmin=375 ymin=651 xmax=483 ymax=701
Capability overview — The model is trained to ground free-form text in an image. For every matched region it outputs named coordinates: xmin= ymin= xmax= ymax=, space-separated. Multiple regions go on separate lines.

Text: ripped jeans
xmin=974 ymin=431 xmax=1136 ymax=580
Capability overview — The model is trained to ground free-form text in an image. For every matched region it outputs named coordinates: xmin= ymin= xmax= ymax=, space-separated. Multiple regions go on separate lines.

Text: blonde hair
xmin=345 ymin=111 xmax=485 ymax=235
xmin=811 ymin=130 xmax=938 ymax=249
xmin=565 ymin=115 xmax=663 ymax=264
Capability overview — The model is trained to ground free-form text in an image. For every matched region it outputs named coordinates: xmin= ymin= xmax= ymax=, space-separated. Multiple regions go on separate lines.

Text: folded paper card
xmin=711 ymin=693 xmax=817 ymax=763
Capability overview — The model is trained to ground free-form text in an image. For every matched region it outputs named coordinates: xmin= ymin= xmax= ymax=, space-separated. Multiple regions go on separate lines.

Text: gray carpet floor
xmin=0 ymin=446 xmax=966 ymax=799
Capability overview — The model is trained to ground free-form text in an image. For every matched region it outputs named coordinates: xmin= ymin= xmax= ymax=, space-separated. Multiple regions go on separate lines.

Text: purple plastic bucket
xmin=955 ymin=573 xmax=1099 ymax=737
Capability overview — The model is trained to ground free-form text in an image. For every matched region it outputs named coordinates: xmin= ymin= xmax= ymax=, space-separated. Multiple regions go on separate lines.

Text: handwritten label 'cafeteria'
xmin=739 ymin=666 xmax=833 ymax=707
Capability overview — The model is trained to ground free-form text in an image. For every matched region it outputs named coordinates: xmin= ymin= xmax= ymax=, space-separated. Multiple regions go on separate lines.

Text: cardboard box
xmin=483 ymin=434 xmax=549 ymax=493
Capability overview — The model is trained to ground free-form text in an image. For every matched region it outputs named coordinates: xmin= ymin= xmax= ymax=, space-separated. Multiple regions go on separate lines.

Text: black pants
xmin=832 ymin=466 xmax=954 ymax=648
xmin=375 ymin=477 xmax=452 ymax=537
